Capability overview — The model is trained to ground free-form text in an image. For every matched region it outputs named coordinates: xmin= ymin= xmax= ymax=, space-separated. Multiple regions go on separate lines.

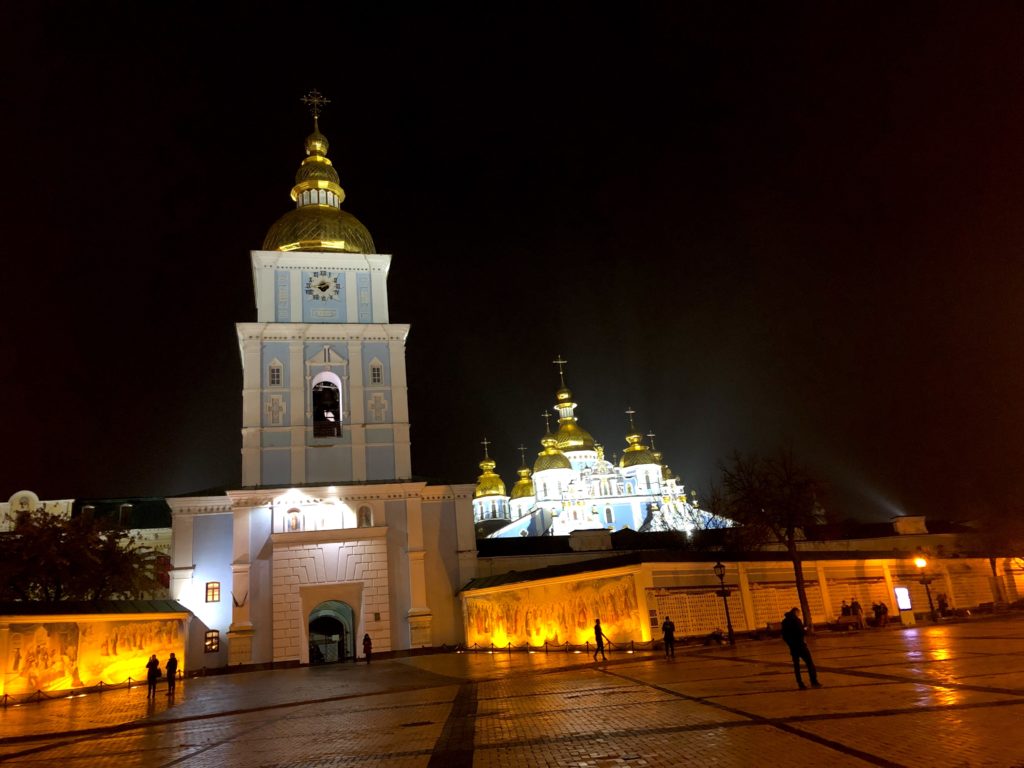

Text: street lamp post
xmin=915 ymin=557 xmax=938 ymax=623
xmin=712 ymin=561 xmax=736 ymax=646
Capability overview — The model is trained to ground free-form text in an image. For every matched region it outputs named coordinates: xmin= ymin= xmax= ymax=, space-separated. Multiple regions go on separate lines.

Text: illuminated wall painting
xmin=464 ymin=573 xmax=642 ymax=647
xmin=2 ymin=618 xmax=185 ymax=695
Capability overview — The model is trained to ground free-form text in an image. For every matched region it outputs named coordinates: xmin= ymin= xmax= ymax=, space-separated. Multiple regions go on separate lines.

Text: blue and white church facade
xmin=168 ymin=98 xmax=476 ymax=669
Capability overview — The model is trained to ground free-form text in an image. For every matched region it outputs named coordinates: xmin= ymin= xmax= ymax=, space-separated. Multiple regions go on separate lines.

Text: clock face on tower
xmin=305 ymin=270 xmax=340 ymax=301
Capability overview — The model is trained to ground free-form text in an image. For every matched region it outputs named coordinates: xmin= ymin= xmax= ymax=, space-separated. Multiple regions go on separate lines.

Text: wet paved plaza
xmin=3 ymin=615 xmax=1024 ymax=767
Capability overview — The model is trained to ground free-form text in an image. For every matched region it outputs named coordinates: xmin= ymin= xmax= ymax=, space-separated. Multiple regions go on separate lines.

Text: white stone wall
xmin=271 ymin=533 xmax=391 ymax=662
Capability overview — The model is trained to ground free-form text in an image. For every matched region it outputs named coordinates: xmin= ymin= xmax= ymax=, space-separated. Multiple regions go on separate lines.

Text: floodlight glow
xmin=914 ymin=557 xmax=928 ymax=569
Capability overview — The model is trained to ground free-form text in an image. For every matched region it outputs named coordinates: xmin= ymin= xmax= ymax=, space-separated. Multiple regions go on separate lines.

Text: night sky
xmin=6 ymin=4 xmax=1024 ymax=522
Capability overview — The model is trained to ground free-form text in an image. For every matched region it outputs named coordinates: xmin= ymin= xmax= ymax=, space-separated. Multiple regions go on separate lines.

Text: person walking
xmin=362 ymin=633 xmax=372 ymax=664
xmin=661 ymin=616 xmax=676 ymax=659
xmin=593 ymin=619 xmax=610 ymax=662
xmin=165 ymin=652 xmax=178 ymax=696
xmin=145 ymin=654 xmax=160 ymax=699
xmin=781 ymin=607 xmax=821 ymax=690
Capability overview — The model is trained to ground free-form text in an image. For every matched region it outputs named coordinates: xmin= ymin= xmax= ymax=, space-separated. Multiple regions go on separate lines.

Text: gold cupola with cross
xmin=263 ymin=90 xmax=375 ymax=254
xmin=619 ymin=408 xmax=658 ymax=468
xmin=474 ymin=439 xmax=507 ymax=498
xmin=550 ymin=356 xmax=596 ymax=456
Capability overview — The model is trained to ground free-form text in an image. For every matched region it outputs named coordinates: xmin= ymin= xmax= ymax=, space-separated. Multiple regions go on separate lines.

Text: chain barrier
xmin=0 ymin=672 xmax=185 ymax=707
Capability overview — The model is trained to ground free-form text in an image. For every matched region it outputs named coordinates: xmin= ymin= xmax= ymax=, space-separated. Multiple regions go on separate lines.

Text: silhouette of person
xmin=165 ymin=653 xmax=178 ymax=695
xmin=593 ymin=619 xmax=610 ymax=662
xmin=661 ymin=616 xmax=676 ymax=658
xmin=781 ymin=607 xmax=821 ymax=690
xmin=145 ymin=654 xmax=160 ymax=699
xmin=363 ymin=633 xmax=372 ymax=663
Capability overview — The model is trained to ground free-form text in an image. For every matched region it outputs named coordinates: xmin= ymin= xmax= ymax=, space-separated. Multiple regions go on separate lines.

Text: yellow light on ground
xmin=915 ymin=557 xmax=928 ymax=569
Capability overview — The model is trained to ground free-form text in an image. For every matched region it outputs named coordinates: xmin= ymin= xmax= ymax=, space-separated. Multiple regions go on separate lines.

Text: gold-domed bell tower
xmin=472 ymin=439 xmax=511 ymax=536
xmin=237 ymin=90 xmax=411 ymax=487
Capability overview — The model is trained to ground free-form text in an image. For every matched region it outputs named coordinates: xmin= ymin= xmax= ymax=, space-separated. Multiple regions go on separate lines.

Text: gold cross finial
xmin=541 ymin=412 xmax=552 ymax=433
xmin=552 ymin=355 xmax=568 ymax=386
xmin=646 ymin=432 xmax=657 ymax=450
xmin=301 ymin=89 xmax=331 ymax=119
xmin=480 ymin=437 xmax=491 ymax=458
xmin=518 ymin=444 xmax=528 ymax=466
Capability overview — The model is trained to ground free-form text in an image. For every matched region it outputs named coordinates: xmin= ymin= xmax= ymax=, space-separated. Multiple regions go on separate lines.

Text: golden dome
xmin=620 ymin=447 xmax=658 ymax=468
xmin=263 ymin=114 xmax=375 ymax=254
xmin=474 ymin=455 xmax=507 ymax=498
xmin=510 ymin=465 xmax=535 ymax=500
xmin=534 ymin=430 xmax=571 ymax=473
xmin=554 ymin=419 xmax=596 ymax=452
xmin=263 ymin=206 xmax=375 ymax=253
xmin=619 ymin=408 xmax=658 ymax=467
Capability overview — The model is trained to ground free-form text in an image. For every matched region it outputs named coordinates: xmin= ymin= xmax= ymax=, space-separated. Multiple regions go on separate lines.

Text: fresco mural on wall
xmin=463 ymin=573 xmax=642 ymax=647
xmin=2 ymin=618 xmax=185 ymax=695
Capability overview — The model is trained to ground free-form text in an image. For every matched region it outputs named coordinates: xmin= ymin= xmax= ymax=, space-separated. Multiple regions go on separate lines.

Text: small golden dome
xmin=619 ymin=407 xmax=658 ymax=467
xmin=510 ymin=465 xmax=535 ymax=500
xmin=305 ymin=126 xmax=330 ymax=156
xmin=620 ymin=448 xmax=658 ymax=468
xmin=474 ymin=454 xmax=507 ymax=499
xmin=534 ymin=430 xmax=571 ymax=473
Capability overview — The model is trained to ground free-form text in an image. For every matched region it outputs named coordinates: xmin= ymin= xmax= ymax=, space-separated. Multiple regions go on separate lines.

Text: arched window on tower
xmin=357 ymin=505 xmax=373 ymax=527
xmin=605 ymin=507 xmax=614 ymax=524
xmin=311 ymin=371 xmax=343 ymax=437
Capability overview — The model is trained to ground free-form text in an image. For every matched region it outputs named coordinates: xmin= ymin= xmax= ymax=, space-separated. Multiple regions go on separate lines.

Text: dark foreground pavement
xmin=4 ymin=615 xmax=1024 ymax=766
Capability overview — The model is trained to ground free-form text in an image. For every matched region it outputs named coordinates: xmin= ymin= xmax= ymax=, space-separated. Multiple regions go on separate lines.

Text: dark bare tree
xmin=711 ymin=450 xmax=823 ymax=629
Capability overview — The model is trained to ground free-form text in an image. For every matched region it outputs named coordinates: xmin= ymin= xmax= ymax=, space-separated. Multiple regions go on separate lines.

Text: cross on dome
xmin=480 ymin=437 xmax=491 ymax=458
xmin=552 ymin=355 xmax=568 ymax=386
xmin=301 ymin=89 xmax=331 ymax=119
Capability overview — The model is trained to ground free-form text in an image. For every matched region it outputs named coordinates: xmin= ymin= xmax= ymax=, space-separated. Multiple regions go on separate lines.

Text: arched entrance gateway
xmin=308 ymin=601 xmax=355 ymax=664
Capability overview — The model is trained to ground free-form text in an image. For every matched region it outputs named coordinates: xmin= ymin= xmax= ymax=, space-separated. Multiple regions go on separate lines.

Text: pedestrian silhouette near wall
xmin=850 ymin=598 xmax=865 ymax=629
xmin=363 ymin=633 xmax=372 ymax=664
xmin=593 ymin=619 xmax=610 ymax=662
xmin=661 ymin=616 xmax=676 ymax=659
xmin=145 ymin=654 xmax=160 ymax=699
xmin=781 ymin=607 xmax=821 ymax=690
xmin=165 ymin=652 xmax=178 ymax=696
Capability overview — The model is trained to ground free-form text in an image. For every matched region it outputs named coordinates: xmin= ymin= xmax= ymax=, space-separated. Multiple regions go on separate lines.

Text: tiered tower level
xmin=472 ymin=359 xmax=720 ymax=538
xmin=238 ymin=95 xmax=410 ymax=486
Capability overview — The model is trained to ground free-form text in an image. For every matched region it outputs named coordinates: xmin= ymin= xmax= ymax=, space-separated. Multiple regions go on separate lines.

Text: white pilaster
xmin=349 ymin=341 xmax=365 ymax=423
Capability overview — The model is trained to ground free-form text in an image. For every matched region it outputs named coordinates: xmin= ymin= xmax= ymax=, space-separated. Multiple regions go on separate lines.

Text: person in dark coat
xmin=362 ymin=633 xmax=372 ymax=663
xmin=593 ymin=619 xmax=610 ymax=662
xmin=145 ymin=654 xmax=160 ymax=699
xmin=164 ymin=652 xmax=178 ymax=695
xmin=661 ymin=616 xmax=676 ymax=659
xmin=781 ymin=607 xmax=821 ymax=690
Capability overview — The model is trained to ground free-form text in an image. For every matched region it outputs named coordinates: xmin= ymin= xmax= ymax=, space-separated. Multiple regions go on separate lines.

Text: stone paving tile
xmin=473 ymin=725 xmax=874 ymax=768
xmin=708 ymin=680 xmax=1020 ymax=719
xmin=792 ymin=706 xmax=1024 ymax=768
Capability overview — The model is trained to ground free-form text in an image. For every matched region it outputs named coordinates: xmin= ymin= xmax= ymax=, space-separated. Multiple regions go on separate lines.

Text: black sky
xmin=5 ymin=3 xmax=1024 ymax=521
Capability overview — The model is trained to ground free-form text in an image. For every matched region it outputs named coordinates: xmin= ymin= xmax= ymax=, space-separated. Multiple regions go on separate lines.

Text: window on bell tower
xmin=269 ymin=364 xmax=282 ymax=387
xmin=311 ymin=371 xmax=343 ymax=437
xmin=369 ymin=359 xmax=383 ymax=385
